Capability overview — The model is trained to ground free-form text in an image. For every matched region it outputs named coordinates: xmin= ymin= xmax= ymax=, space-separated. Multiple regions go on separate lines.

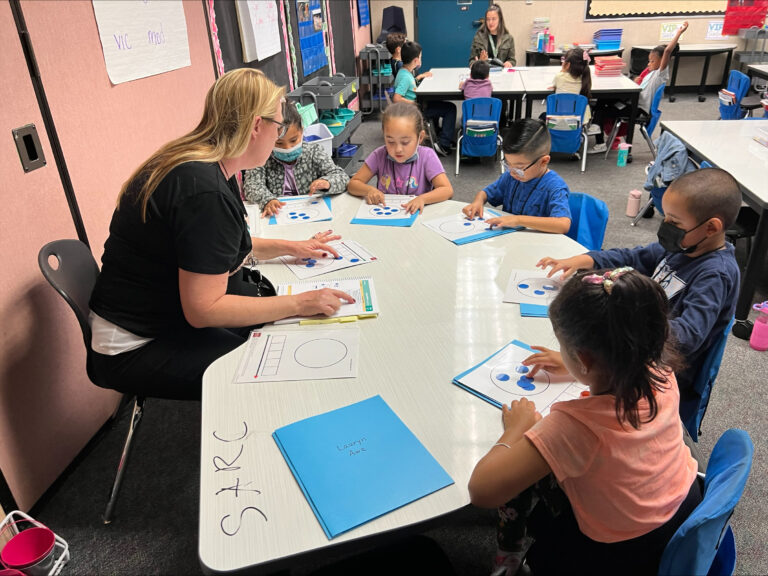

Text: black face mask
xmin=657 ymin=220 xmax=707 ymax=254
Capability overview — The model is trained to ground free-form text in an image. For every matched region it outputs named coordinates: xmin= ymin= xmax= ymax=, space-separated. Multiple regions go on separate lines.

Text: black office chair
xmin=38 ymin=239 xmax=145 ymax=524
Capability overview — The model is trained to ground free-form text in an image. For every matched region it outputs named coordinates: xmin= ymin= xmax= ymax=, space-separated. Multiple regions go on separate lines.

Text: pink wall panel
xmin=22 ymin=0 xmax=217 ymax=259
xmin=351 ymin=0 xmax=372 ymax=56
xmin=0 ymin=0 xmax=119 ymax=511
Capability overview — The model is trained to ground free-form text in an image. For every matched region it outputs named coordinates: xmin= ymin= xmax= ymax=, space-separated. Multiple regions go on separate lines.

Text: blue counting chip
xmin=307 ymin=259 xmax=317 ymax=264
xmin=518 ymin=283 xmax=529 ymax=289
xmin=306 ymin=263 xmax=315 ymax=268
xmin=311 ymin=201 xmax=319 ymax=204
xmin=516 ymin=365 xmax=529 ymax=374
xmin=290 ymin=216 xmax=298 ymax=219
xmin=495 ymin=373 xmax=510 ymax=382
xmin=464 ymin=222 xmax=472 ymax=226
xmin=478 ymin=217 xmax=485 ymax=221
xmin=289 ymin=212 xmax=297 ymax=215
xmin=301 ymin=258 xmax=311 ymax=261
xmin=335 ymin=256 xmax=343 ymax=260
xmin=350 ymin=258 xmax=360 ymax=263
xmin=543 ymin=285 xmax=558 ymax=291
xmin=517 ymin=376 xmax=535 ymax=391
xmin=302 ymin=216 xmax=310 ymax=220
xmin=534 ymin=290 xmax=545 ymax=295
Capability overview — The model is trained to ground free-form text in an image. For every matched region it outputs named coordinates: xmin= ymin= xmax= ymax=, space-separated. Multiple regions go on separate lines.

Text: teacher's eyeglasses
xmin=504 ymin=156 xmax=543 ymax=178
xmin=263 ymin=117 xmax=290 ymax=139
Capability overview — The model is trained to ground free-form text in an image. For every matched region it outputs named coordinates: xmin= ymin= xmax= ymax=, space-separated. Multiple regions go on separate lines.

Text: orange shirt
xmin=525 ymin=372 xmax=697 ymax=543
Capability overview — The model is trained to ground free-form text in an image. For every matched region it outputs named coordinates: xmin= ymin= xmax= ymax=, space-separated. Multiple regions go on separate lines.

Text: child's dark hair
xmin=282 ymin=100 xmax=303 ymax=131
xmin=563 ymin=47 xmax=592 ymax=99
xmin=481 ymin=4 xmax=509 ymax=37
xmin=549 ymin=269 xmax=682 ymax=429
xmin=667 ymin=168 xmax=742 ymax=229
xmin=381 ymin=101 xmax=424 ymax=135
xmin=501 ymin=119 xmax=550 ymax=158
xmin=651 ymin=45 xmax=666 ymax=59
xmin=385 ymin=32 xmax=407 ymax=56
xmin=401 ymin=40 xmax=422 ymax=66
xmin=470 ymin=59 xmax=491 ymax=80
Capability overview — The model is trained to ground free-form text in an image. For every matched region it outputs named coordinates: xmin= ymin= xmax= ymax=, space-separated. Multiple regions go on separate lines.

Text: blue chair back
xmin=680 ymin=317 xmax=734 ymax=441
xmin=646 ymin=82 xmax=666 ymax=136
xmin=545 ymin=94 xmax=588 ymax=155
xmin=658 ymin=429 xmax=753 ymax=576
xmin=719 ymin=71 xmax=751 ymax=120
xmin=566 ymin=192 xmax=609 ymax=251
xmin=700 ymin=160 xmax=713 ymax=168
xmin=460 ymin=97 xmax=502 ymax=157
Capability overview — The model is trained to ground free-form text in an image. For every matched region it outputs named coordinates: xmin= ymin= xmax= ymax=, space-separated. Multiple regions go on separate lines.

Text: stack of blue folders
xmin=593 ymin=29 xmax=623 ymax=50
xmin=272 ymin=395 xmax=454 ymax=539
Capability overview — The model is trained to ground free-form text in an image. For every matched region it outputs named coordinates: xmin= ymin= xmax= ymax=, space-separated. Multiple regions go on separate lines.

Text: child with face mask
xmin=244 ymin=100 xmax=349 ymax=217
xmin=534 ymin=168 xmax=741 ymax=425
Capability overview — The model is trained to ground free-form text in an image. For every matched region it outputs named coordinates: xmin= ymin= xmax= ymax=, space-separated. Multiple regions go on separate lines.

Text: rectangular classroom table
xmin=747 ymin=63 xmax=768 ymax=82
xmin=198 ymin=194 xmax=584 ymax=574
xmin=632 ymin=44 xmax=737 ymax=102
xmin=660 ymin=120 xmax=768 ymax=339
xmin=415 ymin=66 xmax=527 ymax=120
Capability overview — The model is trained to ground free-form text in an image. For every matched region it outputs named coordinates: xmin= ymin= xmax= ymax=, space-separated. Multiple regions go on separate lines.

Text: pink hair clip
xmin=582 ymin=50 xmax=591 ymax=63
xmin=582 ymin=267 xmax=634 ymax=294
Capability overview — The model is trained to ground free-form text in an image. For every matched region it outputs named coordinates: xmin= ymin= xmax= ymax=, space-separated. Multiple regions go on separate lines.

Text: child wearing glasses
xmin=463 ymin=119 xmax=571 ymax=234
xmin=244 ymin=100 xmax=349 ymax=217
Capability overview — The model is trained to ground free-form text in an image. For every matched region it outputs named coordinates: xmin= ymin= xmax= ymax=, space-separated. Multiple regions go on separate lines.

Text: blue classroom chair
xmin=718 ymin=70 xmax=751 ymax=120
xmin=455 ymin=97 xmax=503 ymax=175
xmin=566 ymin=192 xmax=609 ymax=251
xmin=545 ymin=93 xmax=589 ymax=172
xmin=658 ymin=429 xmax=753 ymax=576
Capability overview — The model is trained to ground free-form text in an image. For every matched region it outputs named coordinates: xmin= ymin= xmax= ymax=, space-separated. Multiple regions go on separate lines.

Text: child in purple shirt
xmin=460 ymin=59 xmax=493 ymax=99
xmin=348 ymin=102 xmax=453 ymax=214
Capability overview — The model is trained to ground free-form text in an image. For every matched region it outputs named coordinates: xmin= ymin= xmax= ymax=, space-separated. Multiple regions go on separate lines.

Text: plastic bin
xmin=303 ymin=123 xmax=333 ymax=157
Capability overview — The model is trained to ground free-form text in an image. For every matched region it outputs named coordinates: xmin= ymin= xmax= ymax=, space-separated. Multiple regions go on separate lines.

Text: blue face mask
xmin=272 ymin=142 xmax=302 ymax=163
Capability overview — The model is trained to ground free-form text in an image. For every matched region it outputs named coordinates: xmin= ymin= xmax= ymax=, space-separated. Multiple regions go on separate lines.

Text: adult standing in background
xmin=469 ymin=3 xmax=516 ymax=68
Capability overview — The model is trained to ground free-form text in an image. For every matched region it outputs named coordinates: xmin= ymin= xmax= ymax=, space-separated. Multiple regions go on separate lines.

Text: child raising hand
xmin=469 ymin=268 xmax=701 ymax=576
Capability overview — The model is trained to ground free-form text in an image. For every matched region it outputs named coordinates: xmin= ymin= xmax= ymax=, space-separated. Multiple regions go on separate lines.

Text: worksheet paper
xmin=269 ymin=195 xmax=333 ymax=226
xmin=274 ymin=277 xmax=379 ymax=324
xmin=277 ymin=240 xmax=377 ymax=279
xmin=235 ymin=327 xmax=359 ymax=383
xmin=453 ymin=340 xmax=588 ymax=417
xmin=350 ymin=195 xmax=419 ymax=227
xmin=422 ymin=209 xmax=521 ymax=245
xmin=503 ymin=269 xmax=564 ymax=305
xmin=272 ymin=395 xmax=454 ymax=539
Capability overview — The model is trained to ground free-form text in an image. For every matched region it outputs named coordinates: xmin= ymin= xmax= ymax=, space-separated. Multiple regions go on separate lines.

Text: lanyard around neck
xmin=389 ymin=157 xmax=416 ymax=195
xmin=488 ymin=34 xmax=498 ymax=59
xmin=511 ymin=173 xmax=544 ymax=215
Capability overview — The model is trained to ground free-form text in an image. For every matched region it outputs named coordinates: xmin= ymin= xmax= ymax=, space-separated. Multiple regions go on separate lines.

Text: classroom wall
xmin=370 ymin=0 xmax=745 ymax=86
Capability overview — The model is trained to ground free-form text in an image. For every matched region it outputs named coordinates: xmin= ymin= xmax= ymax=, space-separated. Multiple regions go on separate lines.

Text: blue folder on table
xmin=451 ymin=209 xmax=523 ymax=245
xmin=272 ymin=395 xmax=454 ymax=539
xmin=350 ymin=209 xmax=419 ymax=227
xmin=452 ymin=339 xmax=533 ymax=409
xmin=519 ymin=303 xmax=549 ymax=318
xmin=268 ymin=196 xmax=332 ymax=225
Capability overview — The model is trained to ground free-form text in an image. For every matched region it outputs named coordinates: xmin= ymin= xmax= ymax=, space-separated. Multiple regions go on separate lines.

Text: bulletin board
xmin=585 ymin=0 xmax=726 ymax=19
xmin=296 ymin=0 xmax=328 ymax=76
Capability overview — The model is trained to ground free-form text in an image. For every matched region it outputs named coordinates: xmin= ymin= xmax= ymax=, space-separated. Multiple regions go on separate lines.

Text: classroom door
xmin=416 ymin=0 xmax=490 ymax=69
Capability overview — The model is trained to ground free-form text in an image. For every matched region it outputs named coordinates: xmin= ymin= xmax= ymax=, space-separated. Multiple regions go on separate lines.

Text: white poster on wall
xmin=706 ymin=21 xmax=729 ymax=40
xmin=659 ymin=22 xmax=686 ymax=42
xmin=236 ymin=0 xmax=282 ymax=63
xmin=92 ymin=0 xmax=191 ymax=85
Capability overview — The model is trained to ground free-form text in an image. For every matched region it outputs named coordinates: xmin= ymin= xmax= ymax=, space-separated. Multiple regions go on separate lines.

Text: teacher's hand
xmin=295 ymin=288 xmax=356 ymax=317
xmin=287 ymin=238 xmax=341 ymax=260
xmin=503 ymin=61 xmax=513 ymax=69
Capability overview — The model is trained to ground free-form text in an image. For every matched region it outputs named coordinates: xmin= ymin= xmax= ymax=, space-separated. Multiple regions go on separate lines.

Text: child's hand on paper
xmin=501 ymin=398 xmax=541 ymax=437
xmin=536 ymin=254 xmax=594 ymax=278
xmin=485 ymin=215 xmax=520 ymax=229
xmin=309 ymin=178 xmax=331 ymax=195
xmin=462 ymin=200 xmax=484 ymax=219
xmin=402 ymin=196 xmax=425 ymax=215
xmin=522 ymin=346 xmax=569 ymax=378
xmin=295 ymin=288 xmax=356 ymax=317
xmin=262 ymin=199 xmax=285 ymax=217
xmin=365 ymin=190 xmax=385 ymax=206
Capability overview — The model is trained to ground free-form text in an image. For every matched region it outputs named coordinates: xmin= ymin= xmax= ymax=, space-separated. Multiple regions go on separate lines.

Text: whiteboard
xmin=236 ymin=0 xmax=282 ymax=63
xmin=91 ymin=0 xmax=191 ymax=85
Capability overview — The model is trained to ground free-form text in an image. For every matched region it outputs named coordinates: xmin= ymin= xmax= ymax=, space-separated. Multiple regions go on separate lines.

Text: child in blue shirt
xmin=463 ymin=119 xmax=571 ymax=234
xmin=536 ymin=168 xmax=741 ymax=425
xmin=393 ymin=40 xmax=456 ymax=157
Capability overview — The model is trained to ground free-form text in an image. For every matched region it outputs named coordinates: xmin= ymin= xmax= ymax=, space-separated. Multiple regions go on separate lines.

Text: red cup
xmin=0 ymin=527 xmax=56 ymax=576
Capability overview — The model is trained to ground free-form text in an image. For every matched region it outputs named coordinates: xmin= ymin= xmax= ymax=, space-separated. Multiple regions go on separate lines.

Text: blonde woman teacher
xmin=88 ymin=69 xmax=353 ymax=401
xmin=469 ymin=3 xmax=516 ymax=68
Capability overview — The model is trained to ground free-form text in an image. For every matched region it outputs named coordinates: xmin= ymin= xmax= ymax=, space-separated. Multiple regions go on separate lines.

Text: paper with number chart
xmin=276 ymin=240 xmax=377 ymax=279
xmin=350 ymin=195 xmax=419 ymax=227
xmin=274 ymin=277 xmax=379 ymax=324
xmin=422 ymin=209 xmax=521 ymax=245
xmin=235 ymin=327 xmax=359 ymax=383
xmin=269 ymin=195 xmax=333 ymax=226
xmin=272 ymin=395 xmax=454 ymax=539
xmin=453 ymin=340 xmax=588 ymax=417
xmin=503 ymin=269 xmax=564 ymax=305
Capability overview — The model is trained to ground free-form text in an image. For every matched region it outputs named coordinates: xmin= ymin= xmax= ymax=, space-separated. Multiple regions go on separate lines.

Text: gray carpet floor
xmin=32 ymin=93 xmax=767 ymax=575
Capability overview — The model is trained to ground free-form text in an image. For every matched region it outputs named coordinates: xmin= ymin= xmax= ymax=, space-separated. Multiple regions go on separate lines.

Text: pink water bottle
xmin=626 ymin=189 xmax=642 ymax=217
xmin=749 ymin=301 xmax=768 ymax=351
xmin=547 ymin=35 xmax=555 ymax=52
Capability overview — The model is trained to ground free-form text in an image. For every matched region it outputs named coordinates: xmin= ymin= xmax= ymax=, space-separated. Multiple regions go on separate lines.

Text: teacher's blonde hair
xmin=119 ymin=68 xmax=285 ymax=221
